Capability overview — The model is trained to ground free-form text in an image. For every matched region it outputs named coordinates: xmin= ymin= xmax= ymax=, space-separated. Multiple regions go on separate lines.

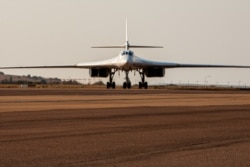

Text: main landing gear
xmin=106 ymin=70 xmax=116 ymax=89
xmin=138 ymin=70 xmax=148 ymax=89
xmin=106 ymin=69 xmax=148 ymax=89
xmin=123 ymin=70 xmax=148 ymax=89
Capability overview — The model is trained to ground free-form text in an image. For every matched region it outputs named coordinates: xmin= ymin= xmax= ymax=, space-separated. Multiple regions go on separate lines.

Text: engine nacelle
xmin=144 ymin=67 xmax=165 ymax=77
xmin=89 ymin=68 xmax=110 ymax=77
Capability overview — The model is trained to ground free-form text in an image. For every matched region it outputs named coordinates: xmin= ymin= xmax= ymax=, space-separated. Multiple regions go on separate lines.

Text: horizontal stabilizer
xmin=92 ymin=45 xmax=163 ymax=49
xmin=91 ymin=46 xmax=124 ymax=48
xmin=129 ymin=45 xmax=163 ymax=48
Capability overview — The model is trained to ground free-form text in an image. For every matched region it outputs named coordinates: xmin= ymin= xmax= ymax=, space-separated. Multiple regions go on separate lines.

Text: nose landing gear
xmin=123 ymin=70 xmax=131 ymax=89
xmin=107 ymin=82 xmax=115 ymax=89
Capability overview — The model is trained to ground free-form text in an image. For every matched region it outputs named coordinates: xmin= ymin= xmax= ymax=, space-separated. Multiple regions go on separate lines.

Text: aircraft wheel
xmin=139 ymin=82 xmax=142 ymax=89
xmin=144 ymin=82 xmax=148 ymax=89
xmin=123 ymin=82 xmax=127 ymax=89
xmin=112 ymin=82 xmax=116 ymax=89
xmin=127 ymin=82 xmax=131 ymax=89
xmin=107 ymin=82 xmax=110 ymax=89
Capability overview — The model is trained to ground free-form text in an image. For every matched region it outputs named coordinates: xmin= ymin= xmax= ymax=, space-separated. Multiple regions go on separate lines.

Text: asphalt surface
xmin=0 ymin=88 xmax=250 ymax=167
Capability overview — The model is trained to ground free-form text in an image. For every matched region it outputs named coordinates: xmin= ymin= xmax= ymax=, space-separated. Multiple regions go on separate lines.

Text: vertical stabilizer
xmin=92 ymin=19 xmax=163 ymax=49
xmin=126 ymin=18 xmax=128 ymax=42
xmin=125 ymin=18 xmax=129 ymax=50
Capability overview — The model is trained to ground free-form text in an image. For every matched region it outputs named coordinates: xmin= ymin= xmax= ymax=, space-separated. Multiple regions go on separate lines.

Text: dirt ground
xmin=0 ymin=88 xmax=250 ymax=167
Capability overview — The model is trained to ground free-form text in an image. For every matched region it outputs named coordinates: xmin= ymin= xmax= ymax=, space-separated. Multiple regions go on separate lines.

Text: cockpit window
xmin=122 ymin=51 xmax=133 ymax=56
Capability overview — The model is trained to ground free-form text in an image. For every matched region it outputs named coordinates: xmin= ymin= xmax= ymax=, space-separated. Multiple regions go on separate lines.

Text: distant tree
xmin=17 ymin=81 xmax=26 ymax=84
xmin=0 ymin=71 xmax=4 ymax=75
xmin=1 ymin=79 xmax=8 ymax=84
xmin=62 ymin=80 xmax=80 ymax=85
xmin=9 ymin=77 xmax=13 ymax=84
xmin=41 ymin=79 xmax=47 ymax=84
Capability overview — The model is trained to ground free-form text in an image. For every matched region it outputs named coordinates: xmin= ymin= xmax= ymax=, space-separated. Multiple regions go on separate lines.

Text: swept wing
xmin=1 ymin=57 xmax=250 ymax=69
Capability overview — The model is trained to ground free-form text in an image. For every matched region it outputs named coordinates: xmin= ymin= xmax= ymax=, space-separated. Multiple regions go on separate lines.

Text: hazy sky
xmin=1 ymin=0 xmax=250 ymax=85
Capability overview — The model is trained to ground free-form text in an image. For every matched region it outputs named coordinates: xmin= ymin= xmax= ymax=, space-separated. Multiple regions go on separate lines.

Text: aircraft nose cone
xmin=119 ymin=55 xmax=132 ymax=68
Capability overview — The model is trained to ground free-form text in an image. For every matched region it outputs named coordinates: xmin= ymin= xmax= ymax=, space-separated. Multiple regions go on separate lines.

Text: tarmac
xmin=0 ymin=88 xmax=250 ymax=166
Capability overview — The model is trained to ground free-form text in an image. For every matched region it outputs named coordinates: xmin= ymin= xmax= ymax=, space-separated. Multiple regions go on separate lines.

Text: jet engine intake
xmin=89 ymin=68 xmax=110 ymax=77
xmin=144 ymin=67 xmax=165 ymax=77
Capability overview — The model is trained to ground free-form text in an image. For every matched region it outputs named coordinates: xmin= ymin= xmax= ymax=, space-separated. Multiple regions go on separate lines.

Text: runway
xmin=0 ymin=88 xmax=250 ymax=166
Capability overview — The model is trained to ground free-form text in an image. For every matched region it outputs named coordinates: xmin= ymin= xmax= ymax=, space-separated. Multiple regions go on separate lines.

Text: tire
xmin=123 ymin=82 xmax=127 ymax=89
xmin=139 ymin=82 xmax=142 ymax=89
xmin=112 ymin=82 xmax=116 ymax=89
xmin=107 ymin=82 xmax=110 ymax=89
xmin=127 ymin=82 xmax=131 ymax=89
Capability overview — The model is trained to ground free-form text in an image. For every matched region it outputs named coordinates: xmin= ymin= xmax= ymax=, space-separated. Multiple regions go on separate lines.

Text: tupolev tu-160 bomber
xmin=1 ymin=20 xmax=250 ymax=89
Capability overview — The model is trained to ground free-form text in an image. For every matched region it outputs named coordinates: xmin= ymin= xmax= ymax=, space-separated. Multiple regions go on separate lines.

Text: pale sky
xmin=1 ymin=0 xmax=250 ymax=86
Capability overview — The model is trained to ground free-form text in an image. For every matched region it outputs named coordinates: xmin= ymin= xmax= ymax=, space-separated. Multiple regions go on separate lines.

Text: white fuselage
xmin=76 ymin=48 xmax=178 ymax=70
xmin=116 ymin=50 xmax=155 ymax=70
xmin=116 ymin=50 xmax=135 ymax=70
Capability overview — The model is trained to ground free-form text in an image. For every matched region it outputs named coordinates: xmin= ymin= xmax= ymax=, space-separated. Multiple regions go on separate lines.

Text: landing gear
xmin=139 ymin=82 xmax=148 ymax=89
xmin=138 ymin=70 xmax=148 ymax=89
xmin=123 ymin=70 xmax=132 ymax=89
xmin=123 ymin=81 xmax=131 ymax=89
xmin=107 ymin=82 xmax=115 ymax=89
xmin=107 ymin=69 xmax=117 ymax=89
xmin=106 ymin=69 xmax=148 ymax=89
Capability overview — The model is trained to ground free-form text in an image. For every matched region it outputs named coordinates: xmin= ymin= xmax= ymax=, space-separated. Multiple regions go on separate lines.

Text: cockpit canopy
xmin=121 ymin=50 xmax=134 ymax=56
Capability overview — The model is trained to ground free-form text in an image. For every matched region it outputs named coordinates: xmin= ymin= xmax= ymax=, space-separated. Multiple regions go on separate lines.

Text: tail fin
xmin=92 ymin=19 xmax=163 ymax=50
xmin=125 ymin=18 xmax=129 ymax=50
xmin=126 ymin=18 xmax=128 ymax=43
